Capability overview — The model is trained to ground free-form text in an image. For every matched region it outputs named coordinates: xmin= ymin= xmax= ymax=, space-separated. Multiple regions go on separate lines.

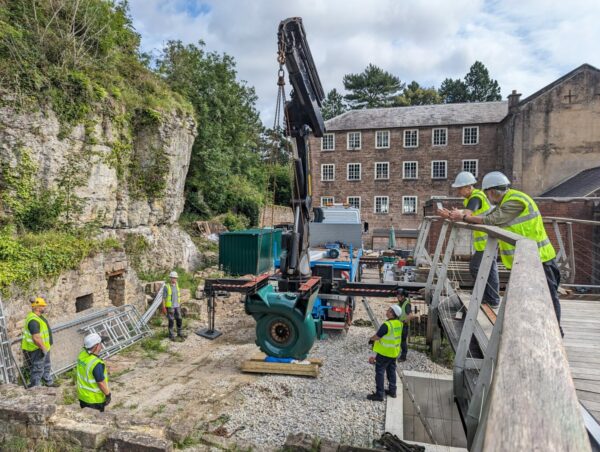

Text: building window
xmin=462 ymin=159 xmax=478 ymax=177
xmin=431 ymin=160 xmax=447 ymax=179
xmin=347 ymin=163 xmax=361 ymax=181
xmin=403 ymin=129 xmax=418 ymax=148
xmin=322 ymin=133 xmax=335 ymax=151
xmin=375 ymin=130 xmax=390 ymax=149
xmin=403 ymin=161 xmax=418 ymax=179
xmin=375 ymin=162 xmax=390 ymax=180
xmin=432 ymin=128 xmax=447 ymax=146
xmin=402 ymin=196 xmax=418 ymax=214
xmin=463 ymin=126 xmax=479 ymax=145
xmin=347 ymin=132 xmax=361 ymax=150
xmin=321 ymin=164 xmax=335 ymax=181
xmin=347 ymin=196 xmax=361 ymax=209
xmin=321 ymin=197 xmax=334 ymax=206
xmin=374 ymin=196 xmax=389 ymax=214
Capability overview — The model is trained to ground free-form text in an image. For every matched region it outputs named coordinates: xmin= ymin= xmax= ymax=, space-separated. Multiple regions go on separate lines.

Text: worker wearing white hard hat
xmin=162 ymin=270 xmax=186 ymax=341
xmin=366 ymin=304 xmax=403 ymax=401
xmin=447 ymin=171 xmax=562 ymax=336
xmin=438 ymin=171 xmax=500 ymax=308
xmin=77 ymin=333 xmax=111 ymax=412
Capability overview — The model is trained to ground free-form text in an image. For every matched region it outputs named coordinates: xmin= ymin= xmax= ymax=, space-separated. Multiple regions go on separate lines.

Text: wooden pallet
xmin=240 ymin=353 xmax=323 ymax=378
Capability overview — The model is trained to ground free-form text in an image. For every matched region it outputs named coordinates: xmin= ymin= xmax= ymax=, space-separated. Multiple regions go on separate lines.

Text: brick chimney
xmin=508 ymin=89 xmax=521 ymax=112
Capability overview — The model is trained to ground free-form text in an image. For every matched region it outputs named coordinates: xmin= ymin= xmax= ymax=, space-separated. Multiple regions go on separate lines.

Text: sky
xmin=128 ymin=0 xmax=600 ymax=126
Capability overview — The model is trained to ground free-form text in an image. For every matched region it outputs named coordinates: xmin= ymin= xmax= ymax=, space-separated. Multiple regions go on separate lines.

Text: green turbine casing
xmin=245 ymin=284 xmax=320 ymax=360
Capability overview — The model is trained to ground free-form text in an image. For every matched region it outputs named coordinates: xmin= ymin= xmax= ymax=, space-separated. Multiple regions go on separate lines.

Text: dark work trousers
xmin=375 ymin=354 xmax=397 ymax=398
xmin=166 ymin=307 xmax=183 ymax=337
xmin=543 ymin=259 xmax=563 ymax=336
xmin=23 ymin=349 xmax=53 ymax=387
xmin=400 ymin=324 xmax=409 ymax=360
xmin=469 ymin=250 xmax=500 ymax=306
xmin=80 ymin=400 xmax=105 ymax=412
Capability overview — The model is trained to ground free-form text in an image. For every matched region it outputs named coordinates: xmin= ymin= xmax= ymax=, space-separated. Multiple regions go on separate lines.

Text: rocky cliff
xmin=0 ymin=106 xmax=196 ymax=228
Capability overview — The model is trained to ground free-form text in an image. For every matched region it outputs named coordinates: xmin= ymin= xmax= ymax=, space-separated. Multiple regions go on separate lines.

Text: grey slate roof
xmin=325 ymin=101 xmax=508 ymax=131
xmin=542 ymin=166 xmax=600 ymax=197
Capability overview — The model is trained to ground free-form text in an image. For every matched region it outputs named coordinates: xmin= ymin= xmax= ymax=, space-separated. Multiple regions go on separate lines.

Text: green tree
xmin=439 ymin=61 xmax=501 ymax=103
xmin=439 ymin=78 xmax=469 ymax=103
xmin=464 ymin=61 xmax=502 ymax=101
xmin=156 ymin=40 xmax=265 ymax=224
xmin=321 ymin=88 xmax=347 ymax=119
xmin=343 ymin=64 xmax=404 ymax=109
xmin=395 ymin=81 xmax=442 ymax=106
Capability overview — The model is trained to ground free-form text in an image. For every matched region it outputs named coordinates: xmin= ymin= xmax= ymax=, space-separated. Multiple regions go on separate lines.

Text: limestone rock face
xmin=0 ymin=106 xmax=196 ymax=228
xmin=108 ymin=224 xmax=203 ymax=273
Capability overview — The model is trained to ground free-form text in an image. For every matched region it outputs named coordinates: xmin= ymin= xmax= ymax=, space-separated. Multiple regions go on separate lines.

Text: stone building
xmin=309 ymin=64 xmax=600 ymax=243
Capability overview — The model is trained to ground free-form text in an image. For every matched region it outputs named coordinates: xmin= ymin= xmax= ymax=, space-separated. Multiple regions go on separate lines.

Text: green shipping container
xmin=219 ymin=228 xmax=283 ymax=276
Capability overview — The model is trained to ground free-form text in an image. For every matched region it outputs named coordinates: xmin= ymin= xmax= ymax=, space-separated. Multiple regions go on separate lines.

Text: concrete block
xmin=51 ymin=417 xmax=108 ymax=449
xmin=451 ymin=420 xmax=467 ymax=447
xmin=104 ymin=430 xmax=172 ymax=452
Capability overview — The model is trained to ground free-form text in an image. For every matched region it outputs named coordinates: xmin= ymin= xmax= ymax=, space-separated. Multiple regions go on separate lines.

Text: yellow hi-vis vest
xmin=497 ymin=189 xmax=556 ymax=269
xmin=398 ymin=298 xmax=411 ymax=322
xmin=373 ymin=319 xmax=403 ymax=358
xmin=77 ymin=349 xmax=108 ymax=404
xmin=165 ymin=283 xmax=181 ymax=308
xmin=463 ymin=188 xmax=493 ymax=252
xmin=21 ymin=312 xmax=51 ymax=352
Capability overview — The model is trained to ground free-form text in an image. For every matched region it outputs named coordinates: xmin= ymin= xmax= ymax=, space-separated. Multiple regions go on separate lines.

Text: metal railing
xmin=416 ymin=217 xmax=591 ymax=451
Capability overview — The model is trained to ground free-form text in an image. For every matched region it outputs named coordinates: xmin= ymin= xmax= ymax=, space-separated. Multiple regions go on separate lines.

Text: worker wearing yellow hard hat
xmin=21 ymin=297 xmax=58 ymax=388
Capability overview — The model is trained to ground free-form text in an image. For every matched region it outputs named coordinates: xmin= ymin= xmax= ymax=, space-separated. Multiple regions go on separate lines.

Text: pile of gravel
xmin=225 ymin=324 xmax=450 ymax=449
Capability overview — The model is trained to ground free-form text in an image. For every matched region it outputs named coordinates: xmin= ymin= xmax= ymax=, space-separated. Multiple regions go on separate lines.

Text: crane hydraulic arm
xmin=277 ymin=17 xmax=326 ymax=288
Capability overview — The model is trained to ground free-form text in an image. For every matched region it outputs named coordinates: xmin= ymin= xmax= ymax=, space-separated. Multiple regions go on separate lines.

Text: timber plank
xmin=240 ymin=360 xmax=319 ymax=377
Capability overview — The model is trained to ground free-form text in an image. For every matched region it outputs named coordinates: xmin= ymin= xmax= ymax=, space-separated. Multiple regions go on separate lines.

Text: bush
xmin=218 ymin=212 xmax=250 ymax=231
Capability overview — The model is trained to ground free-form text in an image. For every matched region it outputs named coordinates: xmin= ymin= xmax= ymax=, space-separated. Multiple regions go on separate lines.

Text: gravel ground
xmin=225 ymin=319 xmax=450 ymax=449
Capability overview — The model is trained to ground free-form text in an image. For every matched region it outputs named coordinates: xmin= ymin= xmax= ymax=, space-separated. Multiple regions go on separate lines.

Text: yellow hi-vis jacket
xmin=21 ymin=312 xmax=51 ymax=352
xmin=77 ymin=349 xmax=108 ymax=405
xmin=164 ymin=283 xmax=181 ymax=308
xmin=463 ymin=188 xmax=493 ymax=252
xmin=373 ymin=319 xmax=403 ymax=358
xmin=497 ymin=189 xmax=556 ymax=269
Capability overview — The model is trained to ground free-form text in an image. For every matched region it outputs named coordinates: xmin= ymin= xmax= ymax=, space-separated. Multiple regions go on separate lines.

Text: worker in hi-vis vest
xmin=77 ymin=333 xmax=111 ymax=412
xmin=161 ymin=270 xmax=186 ymax=341
xmin=438 ymin=171 xmax=500 ymax=308
xmin=21 ymin=297 xmax=57 ymax=388
xmin=396 ymin=288 xmax=416 ymax=362
xmin=448 ymin=171 xmax=562 ymax=336
xmin=367 ymin=304 xmax=403 ymax=401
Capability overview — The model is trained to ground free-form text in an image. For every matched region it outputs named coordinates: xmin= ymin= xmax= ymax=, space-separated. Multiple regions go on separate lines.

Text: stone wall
xmin=3 ymin=251 xmax=145 ymax=338
xmin=0 ymin=385 xmax=173 ymax=451
xmin=501 ymin=65 xmax=600 ymax=196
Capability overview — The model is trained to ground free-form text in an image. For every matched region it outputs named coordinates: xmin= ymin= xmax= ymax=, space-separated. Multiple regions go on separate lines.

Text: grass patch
xmin=140 ymin=334 xmax=168 ymax=360
xmin=62 ymin=387 xmax=78 ymax=405
xmin=0 ymin=436 xmax=28 ymax=451
xmin=111 ymin=367 xmax=133 ymax=380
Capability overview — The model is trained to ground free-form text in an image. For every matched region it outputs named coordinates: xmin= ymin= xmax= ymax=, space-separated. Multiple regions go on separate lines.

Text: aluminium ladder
xmin=0 ymin=297 xmax=20 ymax=384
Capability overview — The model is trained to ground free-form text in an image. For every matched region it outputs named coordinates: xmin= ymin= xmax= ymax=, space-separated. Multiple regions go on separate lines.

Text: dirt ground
xmin=104 ymin=294 xmax=261 ymax=428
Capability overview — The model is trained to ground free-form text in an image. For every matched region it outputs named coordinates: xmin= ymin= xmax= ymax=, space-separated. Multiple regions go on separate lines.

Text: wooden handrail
xmin=476 ymin=238 xmax=590 ymax=451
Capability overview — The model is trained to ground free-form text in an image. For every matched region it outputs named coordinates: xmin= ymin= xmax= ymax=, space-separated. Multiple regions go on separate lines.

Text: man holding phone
xmin=438 ymin=172 xmax=500 ymax=308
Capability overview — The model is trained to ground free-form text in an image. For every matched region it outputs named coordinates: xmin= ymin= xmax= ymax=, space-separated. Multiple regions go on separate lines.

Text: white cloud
xmin=128 ymin=0 xmax=600 ymax=125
